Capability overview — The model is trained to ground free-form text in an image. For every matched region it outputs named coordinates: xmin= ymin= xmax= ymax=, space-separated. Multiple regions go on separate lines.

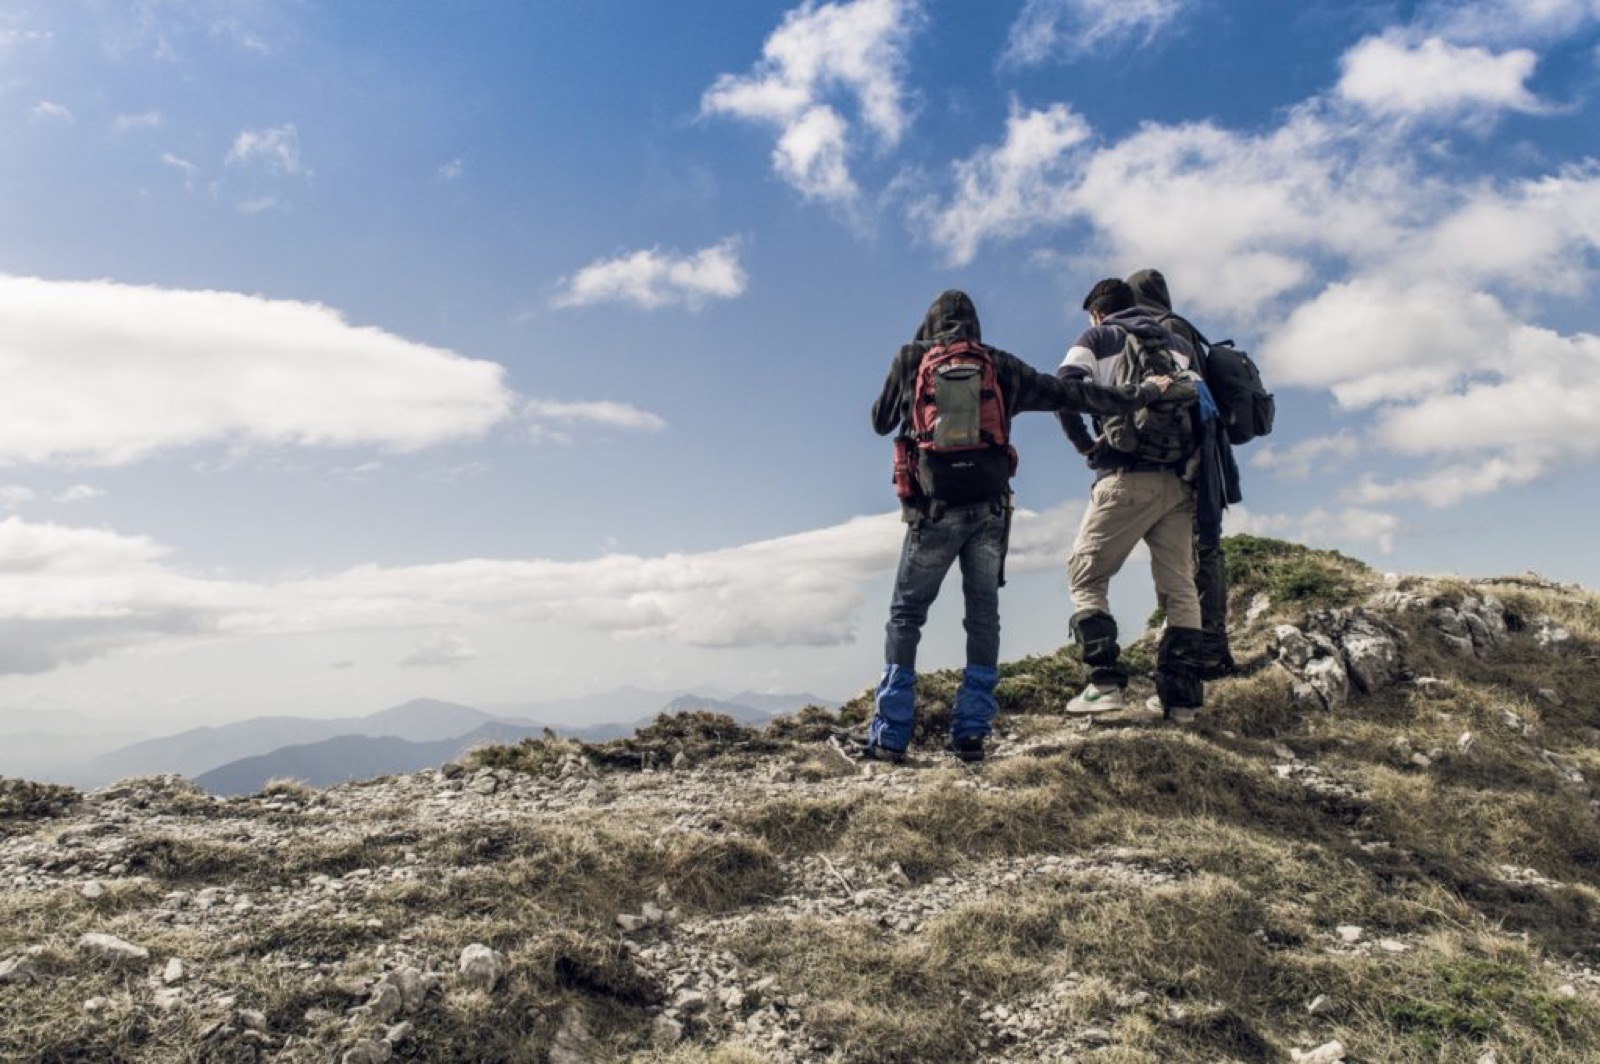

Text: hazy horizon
xmin=3 ymin=1 xmax=1600 ymax=734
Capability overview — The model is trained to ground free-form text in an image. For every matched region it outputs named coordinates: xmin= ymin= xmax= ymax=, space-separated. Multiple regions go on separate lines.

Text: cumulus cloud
xmin=226 ymin=124 xmax=309 ymax=178
xmin=31 ymin=101 xmax=73 ymax=122
xmin=401 ymin=635 xmax=478 ymax=669
xmin=1336 ymin=32 xmax=1546 ymax=119
xmin=0 ymin=486 xmax=36 ymax=509
xmin=1002 ymin=0 xmax=1188 ymax=67
xmin=0 ymin=275 xmax=514 ymax=467
xmin=701 ymin=0 xmax=921 ymax=203
xmin=916 ymin=102 xmax=1091 ymax=268
xmin=0 ymin=502 xmax=1092 ymax=674
xmin=437 ymin=158 xmax=464 ymax=182
xmin=523 ymin=400 xmax=667 ymax=445
xmin=1228 ymin=505 xmax=1401 ymax=555
xmin=552 ymin=240 xmax=747 ymax=310
xmin=1249 ymin=434 xmax=1362 ymax=481
xmin=54 ymin=485 xmax=103 ymax=503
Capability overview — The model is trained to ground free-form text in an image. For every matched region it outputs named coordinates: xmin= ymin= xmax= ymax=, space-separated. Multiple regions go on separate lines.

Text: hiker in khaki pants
xmin=1056 ymin=279 xmax=1208 ymax=721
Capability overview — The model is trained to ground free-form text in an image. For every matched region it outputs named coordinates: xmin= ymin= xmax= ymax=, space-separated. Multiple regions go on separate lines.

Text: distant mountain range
xmin=0 ymin=689 xmax=838 ymax=795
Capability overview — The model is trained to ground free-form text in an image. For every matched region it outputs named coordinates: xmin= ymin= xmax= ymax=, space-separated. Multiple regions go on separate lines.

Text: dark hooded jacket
xmin=1124 ymin=268 xmax=1244 ymax=536
xmin=1054 ymin=304 xmax=1197 ymax=465
xmin=873 ymin=290 xmax=1159 ymax=516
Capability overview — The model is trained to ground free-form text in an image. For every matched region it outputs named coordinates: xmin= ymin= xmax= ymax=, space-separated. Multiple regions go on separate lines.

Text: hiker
xmin=864 ymin=289 xmax=1172 ymax=764
xmin=1127 ymin=268 xmax=1243 ymax=679
xmin=1056 ymin=278 xmax=1207 ymax=721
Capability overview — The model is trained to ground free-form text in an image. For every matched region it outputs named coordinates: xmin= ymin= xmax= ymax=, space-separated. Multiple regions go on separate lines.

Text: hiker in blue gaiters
xmin=863 ymin=289 xmax=1171 ymax=764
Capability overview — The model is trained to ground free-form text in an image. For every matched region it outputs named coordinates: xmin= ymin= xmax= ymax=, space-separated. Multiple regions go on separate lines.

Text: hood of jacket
xmin=915 ymin=289 xmax=982 ymax=344
xmin=1102 ymin=305 xmax=1173 ymax=345
xmin=1126 ymin=269 xmax=1173 ymax=314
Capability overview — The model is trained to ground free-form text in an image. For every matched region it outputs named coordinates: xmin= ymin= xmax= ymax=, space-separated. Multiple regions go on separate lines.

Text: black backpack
xmin=1100 ymin=327 xmax=1198 ymax=465
xmin=1162 ymin=314 xmax=1274 ymax=445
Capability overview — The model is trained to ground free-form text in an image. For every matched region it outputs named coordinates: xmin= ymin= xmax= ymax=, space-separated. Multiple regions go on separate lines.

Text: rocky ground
xmin=3 ymin=538 xmax=1600 ymax=1063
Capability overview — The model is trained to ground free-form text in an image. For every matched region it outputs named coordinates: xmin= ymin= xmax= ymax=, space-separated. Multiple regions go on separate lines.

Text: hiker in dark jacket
xmin=1055 ymin=278 xmax=1208 ymax=721
xmin=864 ymin=289 xmax=1169 ymax=764
xmin=1127 ymin=268 xmax=1242 ymax=678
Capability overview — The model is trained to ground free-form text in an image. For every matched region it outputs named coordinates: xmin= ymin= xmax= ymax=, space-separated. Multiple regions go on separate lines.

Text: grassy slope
xmin=2 ymin=536 xmax=1598 ymax=1063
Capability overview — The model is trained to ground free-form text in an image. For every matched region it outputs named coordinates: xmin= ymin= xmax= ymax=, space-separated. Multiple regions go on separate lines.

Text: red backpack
xmin=898 ymin=339 xmax=1015 ymax=505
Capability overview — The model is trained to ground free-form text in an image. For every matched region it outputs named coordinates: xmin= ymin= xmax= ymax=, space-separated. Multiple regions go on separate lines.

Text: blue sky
xmin=2 ymin=0 xmax=1599 ymax=728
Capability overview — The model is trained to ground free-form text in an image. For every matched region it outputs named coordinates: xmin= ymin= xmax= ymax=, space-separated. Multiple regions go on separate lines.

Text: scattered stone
xmin=652 ymin=1014 xmax=685 ymax=1046
xmin=0 ymin=955 xmax=37 ymax=984
xmin=1378 ymin=938 xmax=1409 ymax=953
xmin=1458 ymin=732 xmax=1475 ymax=754
xmin=1477 ymin=1050 xmax=1499 ymax=1064
xmin=80 ymin=880 xmax=105 ymax=900
xmin=162 ymin=957 xmax=185 ymax=985
xmin=151 ymin=987 xmax=183 ymax=1012
xmin=341 ymin=1039 xmax=392 ymax=1064
xmin=1336 ymin=925 xmax=1363 ymax=944
xmin=457 ymin=944 xmax=507 ymax=992
xmin=548 ymin=1005 xmax=604 ymax=1064
xmin=76 ymin=932 xmax=149 ymax=965
xmin=1307 ymin=994 xmax=1332 ymax=1015
xmin=1558 ymin=984 xmax=1578 ymax=998
xmin=83 ymin=996 xmax=112 ymax=1013
xmin=237 ymin=1009 xmax=267 ymax=1032
xmin=1291 ymin=1042 xmax=1346 ymax=1064
xmin=384 ymin=1021 xmax=412 ymax=1045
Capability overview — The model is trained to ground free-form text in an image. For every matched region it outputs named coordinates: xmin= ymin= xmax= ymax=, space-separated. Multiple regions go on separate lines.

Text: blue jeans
xmin=884 ymin=501 xmax=1006 ymax=669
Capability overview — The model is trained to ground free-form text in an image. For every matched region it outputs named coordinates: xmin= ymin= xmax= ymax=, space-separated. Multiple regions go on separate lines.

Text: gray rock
xmin=1291 ymin=1042 xmax=1346 ymax=1064
xmin=341 ymin=1040 xmax=393 ymax=1064
xmin=457 ymin=944 xmax=506 ymax=992
xmin=548 ymin=1005 xmax=604 ymax=1064
xmin=162 ymin=957 xmax=186 ymax=984
xmin=76 ymin=932 xmax=149 ymax=965
xmin=652 ymin=1014 xmax=685 ymax=1046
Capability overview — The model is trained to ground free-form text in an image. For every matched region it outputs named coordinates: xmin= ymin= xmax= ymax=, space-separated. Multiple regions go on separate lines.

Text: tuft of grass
xmin=1223 ymin=534 xmax=1374 ymax=611
xmin=0 ymin=778 xmax=79 ymax=821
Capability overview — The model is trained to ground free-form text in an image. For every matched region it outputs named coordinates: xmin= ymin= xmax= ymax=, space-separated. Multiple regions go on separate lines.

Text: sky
xmin=2 ymin=0 xmax=1599 ymax=730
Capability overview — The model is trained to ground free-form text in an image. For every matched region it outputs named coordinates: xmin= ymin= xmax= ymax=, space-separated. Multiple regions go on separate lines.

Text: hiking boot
xmin=948 ymin=735 xmax=985 ymax=763
xmin=1066 ymin=683 xmax=1125 ymax=714
xmin=1146 ymin=695 xmax=1201 ymax=724
xmin=850 ymin=734 xmax=907 ymax=764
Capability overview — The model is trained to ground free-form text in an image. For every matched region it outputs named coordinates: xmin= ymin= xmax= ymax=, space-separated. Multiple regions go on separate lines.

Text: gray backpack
xmin=1101 ymin=328 xmax=1198 ymax=465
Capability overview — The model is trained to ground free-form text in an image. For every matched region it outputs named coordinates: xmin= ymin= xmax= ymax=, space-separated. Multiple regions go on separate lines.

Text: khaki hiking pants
xmin=1068 ymin=469 xmax=1203 ymax=630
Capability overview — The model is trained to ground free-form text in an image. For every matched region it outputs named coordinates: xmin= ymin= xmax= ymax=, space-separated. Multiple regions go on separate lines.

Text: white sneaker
xmin=1066 ymin=683 xmax=1125 ymax=714
xmin=1146 ymin=695 xmax=1200 ymax=723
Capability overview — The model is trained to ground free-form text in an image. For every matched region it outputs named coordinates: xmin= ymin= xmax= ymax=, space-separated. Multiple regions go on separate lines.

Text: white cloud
xmin=53 ymin=485 xmax=103 ymax=503
xmin=31 ymin=101 xmax=73 ymax=122
xmin=915 ymin=102 xmax=1092 ymax=267
xmin=401 ymin=635 xmax=477 ymax=669
xmin=0 ymin=275 xmax=514 ymax=467
xmin=523 ymin=400 xmax=667 ymax=445
xmin=161 ymin=153 xmax=199 ymax=189
xmin=1337 ymin=32 xmax=1546 ymax=119
xmin=1348 ymin=459 xmax=1547 ymax=508
xmin=552 ymin=239 xmax=747 ymax=310
xmin=437 ymin=158 xmax=464 ymax=182
xmin=1428 ymin=0 xmax=1600 ymax=44
xmin=113 ymin=111 xmax=162 ymax=132
xmin=1002 ymin=0 xmax=1188 ymax=67
xmin=0 ymin=486 xmax=36 ymax=509
xmin=1249 ymin=434 xmax=1362 ymax=481
xmin=226 ymin=124 xmax=309 ymax=178
xmin=1228 ymin=505 xmax=1400 ymax=556
xmin=0 ymin=502 xmax=1090 ymax=674
xmin=701 ymin=0 xmax=921 ymax=203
